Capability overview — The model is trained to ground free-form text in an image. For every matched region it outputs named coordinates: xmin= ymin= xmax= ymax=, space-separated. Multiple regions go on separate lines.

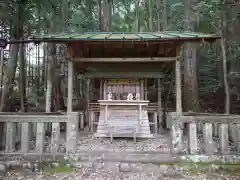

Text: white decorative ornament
xmin=127 ymin=93 xmax=133 ymax=100
xmin=72 ymin=124 xmax=76 ymax=129
xmin=135 ymin=93 xmax=140 ymax=100
xmin=107 ymin=92 xmax=112 ymax=100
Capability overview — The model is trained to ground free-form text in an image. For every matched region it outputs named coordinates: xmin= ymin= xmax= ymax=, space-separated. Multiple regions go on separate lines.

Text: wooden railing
xmin=147 ymin=102 xmax=159 ymax=112
xmin=168 ymin=112 xmax=240 ymax=154
xmin=88 ymin=102 xmax=102 ymax=112
xmin=88 ymin=102 xmax=159 ymax=112
xmin=0 ymin=112 xmax=79 ymax=155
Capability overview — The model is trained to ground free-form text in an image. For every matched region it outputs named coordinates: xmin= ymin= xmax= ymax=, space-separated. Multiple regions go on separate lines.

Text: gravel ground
xmin=3 ymin=169 xmax=240 ymax=180
xmin=76 ymin=133 xmax=171 ymax=153
xmin=75 ymin=132 xmax=222 ymax=154
xmin=2 ymin=133 xmax=240 ymax=180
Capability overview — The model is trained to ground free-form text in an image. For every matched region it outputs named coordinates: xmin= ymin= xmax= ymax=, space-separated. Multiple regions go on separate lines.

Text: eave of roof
xmin=6 ymin=31 xmax=221 ymax=44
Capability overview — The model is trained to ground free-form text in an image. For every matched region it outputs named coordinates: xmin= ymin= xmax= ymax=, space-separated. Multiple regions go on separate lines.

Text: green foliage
xmin=1 ymin=0 xmax=240 ymax=111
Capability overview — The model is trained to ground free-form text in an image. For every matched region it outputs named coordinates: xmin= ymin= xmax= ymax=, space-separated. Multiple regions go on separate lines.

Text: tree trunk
xmin=0 ymin=43 xmax=19 ymax=111
xmin=157 ymin=0 xmax=168 ymax=31
xmin=220 ymin=32 xmax=230 ymax=114
xmin=43 ymin=43 xmax=48 ymax=92
xmin=0 ymin=1 xmax=25 ymax=111
xmin=218 ymin=9 xmax=230 ymax=115
xmin=19 ymin=43 xmax=26 ymax=112
xmin=99 ymin=0 xmax=111 ymax=31
xmin=0 ymin=48 xmax=4 ymax=90
xmin=135 ymin=0 xmax=140 ymax=32
xmin=148 ymin=0 xmax=153 ymax=31
xmin=47 ymin=21 xmax=59 ymax=112
xmin=49 ymin=4 xmax=66 ymax=111
xmin=183 ymin=0 xmax=200 ymax=112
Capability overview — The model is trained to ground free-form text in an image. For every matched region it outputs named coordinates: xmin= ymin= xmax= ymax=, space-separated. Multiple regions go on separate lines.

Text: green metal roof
xmin=29 ymin=31 xmax=220 ymax=42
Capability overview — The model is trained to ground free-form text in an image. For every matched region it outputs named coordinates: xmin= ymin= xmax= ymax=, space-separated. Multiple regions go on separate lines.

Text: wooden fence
xmin=168 ymin=112 xmax=240 ymax=154
xmin=0 ymin=112 xmax=79 ymax=155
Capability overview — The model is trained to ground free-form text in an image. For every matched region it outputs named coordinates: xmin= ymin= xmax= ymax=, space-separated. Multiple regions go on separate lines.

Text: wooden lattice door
xmin=106 ymin=79 xmax=141 ymax=100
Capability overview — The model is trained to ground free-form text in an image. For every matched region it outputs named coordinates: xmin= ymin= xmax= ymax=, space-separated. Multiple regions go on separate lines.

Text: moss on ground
xmin=42 ymin=165 xmax=73 ymax=175
xmin=40 ymin=160 xmax=74 ymax=175
xmin=158 ymin=160 xmax=240 ymax=175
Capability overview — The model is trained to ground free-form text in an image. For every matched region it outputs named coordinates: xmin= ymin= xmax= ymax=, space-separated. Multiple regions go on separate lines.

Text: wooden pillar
xmin=35 ymin=44 xmax=52 ymax=154
xmin=65 ymin=60 xmax=77 ymax=153
xmin=154 ymin=112 xmax=158 ymax=134
xmin=60 ymin=59 xmax=65 ymax=98
xmin=105 ymin=105 xmax=108 ymax=123
xmin=89 ymin=111 xmax=94 ymax=132
xmin=176 ymin=59 xmax=182 ymax=115
xmin=140 ymin=80 xmax=144 ymax=100
xmin=86 ymin=79 xmax=90 ymax=130
xmin=236 ymin=124 xmax=240 ymax=152
xmin=79 ymin=112 xmax=84 ymax=129
xmin=0 ymin=48 xmax=4 ymax=88
xmin=144 ymin=78 xmax=147 ymax=100
xmin=44 ymin=55 xmax=51 ymax=143
xmin=171 ymin=59 xmax=182 ymax=153
xmin=45 ymin=59 xmax=52 ymax=113
xmin=100 ymin=79 xmax=103 ymax=100
xmin=136 ymin=81 xmax=140 ymax=95
xmin=67 ymin=60 xmax=73 ymax=112
xmin=157 ymin=78 xmax=162 ymax=132
xmin=79 ymin=74 xmax=83 ymax=98
xmin=103 ymin=79 xmax=107 ymax=100
xmin=0 ymin=48 xmax=4 ymax=149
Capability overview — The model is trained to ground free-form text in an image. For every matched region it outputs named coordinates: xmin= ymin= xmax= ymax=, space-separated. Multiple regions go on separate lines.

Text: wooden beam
xmin=67 ymin=46 xmax=74 ymax=57
xmin=82 ymin=72 xmax=163 ymax=78
xmin=67 ymin=60 xmax=73 ymax=112
xmin=73 ymin=62 xmax=173 ymax=73
xmin=73 ymin=57 xmax=177 ymax=62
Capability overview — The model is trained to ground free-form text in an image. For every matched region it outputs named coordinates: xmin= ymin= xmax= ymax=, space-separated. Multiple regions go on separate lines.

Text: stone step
xmin=109 ymin=115 xmax=138 ymax=118
xmin=109 ymin=111 xmax=142 ymax=117
xmin=94 ymin=133 xmax=154 ymax=138
xmin=96 ymin=109 xmax=151 ymax=138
